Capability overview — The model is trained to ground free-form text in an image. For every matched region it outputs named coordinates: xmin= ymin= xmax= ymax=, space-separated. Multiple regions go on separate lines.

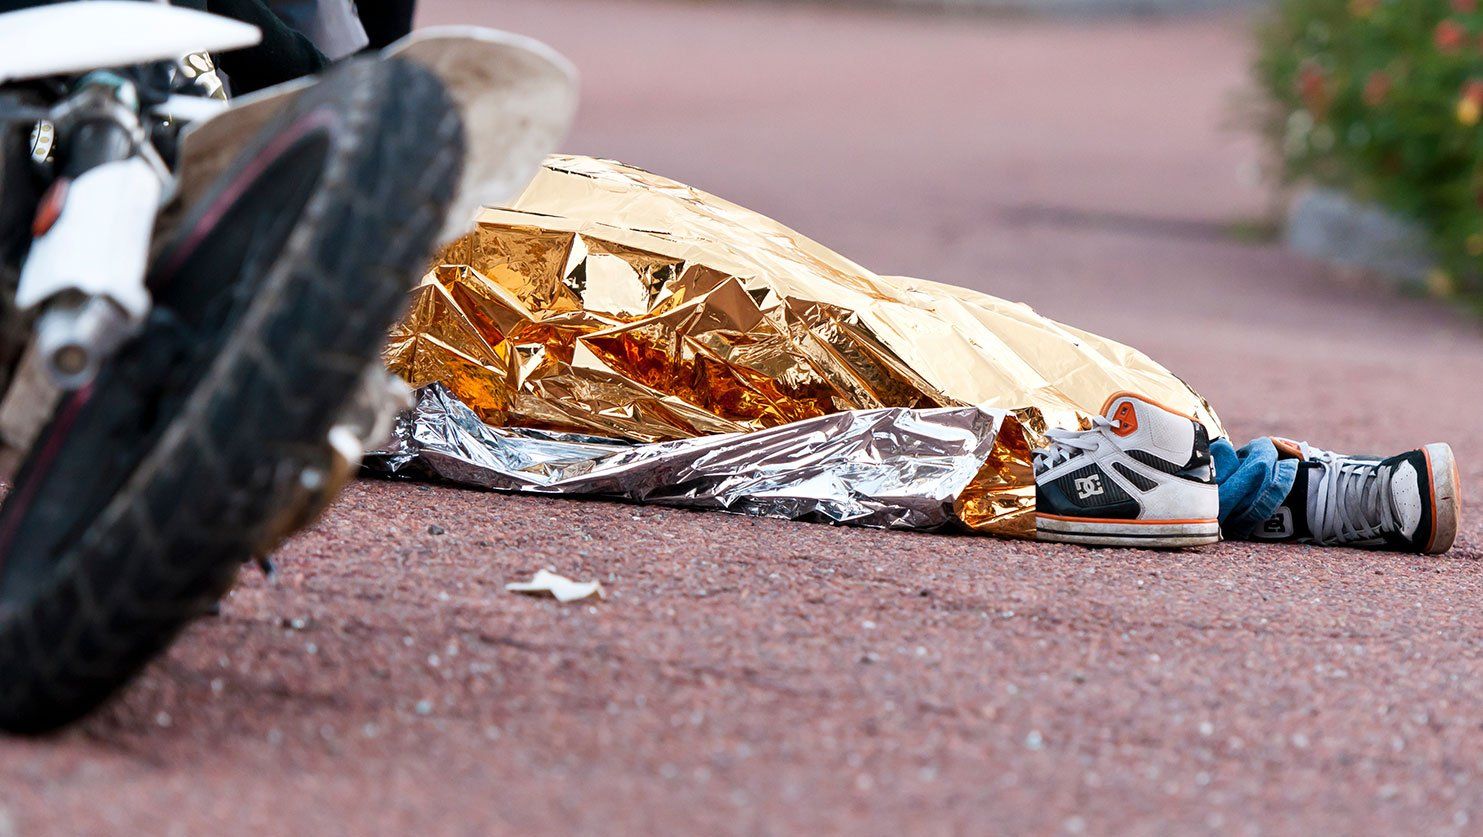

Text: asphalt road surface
xmin=3 ymin=1 xmax=1481 ymax=833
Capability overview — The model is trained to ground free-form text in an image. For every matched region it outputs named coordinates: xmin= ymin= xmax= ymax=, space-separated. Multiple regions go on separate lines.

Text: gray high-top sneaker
xmin=1034 ymin=393 xmax=1220 ymax=548
xmin=1251 ymin=438 xmax=1461 ymax=554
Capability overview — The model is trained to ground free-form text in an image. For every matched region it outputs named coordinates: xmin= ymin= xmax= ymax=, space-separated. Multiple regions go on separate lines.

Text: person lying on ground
xmin=2 ymin=0 xmax=1450 ymax=554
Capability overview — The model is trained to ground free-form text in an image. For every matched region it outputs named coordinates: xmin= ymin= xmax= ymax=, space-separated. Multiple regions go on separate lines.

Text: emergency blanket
xmin=375 ymin=155 xmax=1222 ymax=537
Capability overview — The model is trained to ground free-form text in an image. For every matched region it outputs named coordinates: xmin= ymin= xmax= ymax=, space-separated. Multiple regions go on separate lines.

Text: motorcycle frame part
xmin=44 ymin=74 xmax=175 ymax=191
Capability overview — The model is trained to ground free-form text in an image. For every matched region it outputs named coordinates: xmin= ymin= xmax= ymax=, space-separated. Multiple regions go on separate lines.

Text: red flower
xmin=1297 ymin=62 xmax=1330 ymax=117
xmin=1454 ymin=0 xmax=1477 ymax=13
xmin=1435 ymin=19 xmax=1468 ymax=53
xmin=1458 ymin=80 xmax=1483 ymax=126
xmin=1364 ymin=70 xmax=1393 ymax=106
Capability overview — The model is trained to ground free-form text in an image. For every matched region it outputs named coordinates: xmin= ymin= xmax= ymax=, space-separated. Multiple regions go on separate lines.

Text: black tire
xmin=0 ymin=57 xmax=464 ymax=734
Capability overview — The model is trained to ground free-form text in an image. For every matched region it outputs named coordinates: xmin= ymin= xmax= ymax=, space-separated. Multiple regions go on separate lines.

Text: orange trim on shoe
xmin=1036 ymin=513 xmax=1219 ymax=526
xmin=1097 ymin=390 xmax=1199 ymax=423
xmin=1453 ymin=454 xmax=1463 ymax=532
xmin=1111 ymin=401 xmax=1139 ymax=437
xmin=1425 ymin=446 xmax=1439 ymax=554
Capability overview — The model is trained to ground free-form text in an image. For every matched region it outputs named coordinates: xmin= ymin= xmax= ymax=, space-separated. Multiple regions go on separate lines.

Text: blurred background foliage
xmin=1256 ymin=0 xmax=1483 ymax=294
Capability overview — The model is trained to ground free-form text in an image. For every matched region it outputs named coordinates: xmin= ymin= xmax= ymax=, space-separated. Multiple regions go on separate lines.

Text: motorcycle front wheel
xmin=0 ymin=56 xmax=463 ymax=734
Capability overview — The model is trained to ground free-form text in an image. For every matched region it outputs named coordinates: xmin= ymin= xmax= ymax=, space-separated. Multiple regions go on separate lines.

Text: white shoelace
xmin=1309 ymin=453 xmax=1396 ymax=544
xmin=1033 ymin=416 xmax=1116 ymax=473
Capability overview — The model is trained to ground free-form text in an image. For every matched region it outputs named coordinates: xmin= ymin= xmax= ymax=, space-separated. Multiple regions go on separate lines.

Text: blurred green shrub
xmin=1255 ymin=0 xmax=1482 ymax=292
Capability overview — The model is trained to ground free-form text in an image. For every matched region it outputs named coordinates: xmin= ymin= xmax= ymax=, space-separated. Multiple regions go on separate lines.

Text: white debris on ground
xmin=505 ymin=569 xmax=606 ymax=603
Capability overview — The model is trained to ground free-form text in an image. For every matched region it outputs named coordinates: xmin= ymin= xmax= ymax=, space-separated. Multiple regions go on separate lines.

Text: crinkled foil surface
xmin=368 ymin=384 xmax=1012 ymax=531
xmin=383 ymin=155 xmax=1222 ymax=537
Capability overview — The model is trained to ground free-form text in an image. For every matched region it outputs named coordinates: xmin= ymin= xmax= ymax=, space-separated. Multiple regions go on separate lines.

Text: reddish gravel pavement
xmin=4 ymin=2 xmax=1482 ymax=834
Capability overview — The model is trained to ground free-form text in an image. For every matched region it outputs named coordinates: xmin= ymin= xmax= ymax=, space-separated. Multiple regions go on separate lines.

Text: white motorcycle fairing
xmin=172 ymin=26 xmax=578 ymax=245
xmin=0 ymin=1 xmax=261 ymax=85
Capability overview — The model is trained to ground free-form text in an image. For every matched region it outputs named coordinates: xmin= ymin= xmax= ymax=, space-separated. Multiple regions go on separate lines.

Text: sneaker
xmin=1035 ymin=393 xmax=1221 ymax=548
xmin=1251 ymin=439 xmax=1461 ymax=554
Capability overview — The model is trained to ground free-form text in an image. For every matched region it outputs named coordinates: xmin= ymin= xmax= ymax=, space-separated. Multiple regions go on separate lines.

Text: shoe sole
xmin=1423 ymin=442 xmax=1461 ymax=555
xmin=1036 ymin=514 xmax=1221 ymax=549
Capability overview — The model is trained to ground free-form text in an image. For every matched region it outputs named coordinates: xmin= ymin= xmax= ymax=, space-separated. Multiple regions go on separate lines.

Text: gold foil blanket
xmin=382 ymin=155 xmax=1222 ymax=537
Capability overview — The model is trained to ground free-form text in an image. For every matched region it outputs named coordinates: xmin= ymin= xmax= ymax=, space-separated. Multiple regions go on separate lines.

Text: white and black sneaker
xmin=1035 ymin=393 xmax=1221 ymax=548
xmin=1251 ymin=439 xmax=1460 ymax=554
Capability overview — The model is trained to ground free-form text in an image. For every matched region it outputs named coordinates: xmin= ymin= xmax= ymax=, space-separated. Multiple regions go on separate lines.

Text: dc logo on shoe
xmin=1074 ymin=474 xmax=1105 ymax=499
xmin=1259 ymin=507 xmax=1294 ymax=538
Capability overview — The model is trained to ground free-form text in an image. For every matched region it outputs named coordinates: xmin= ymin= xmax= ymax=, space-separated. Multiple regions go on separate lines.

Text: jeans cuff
xmin=1223 ymin=458 xmax=1299 ymax=539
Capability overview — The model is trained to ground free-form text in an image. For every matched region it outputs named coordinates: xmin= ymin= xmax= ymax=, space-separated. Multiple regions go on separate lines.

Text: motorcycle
xmin=0 ymin=0 xmax=576 ymax=733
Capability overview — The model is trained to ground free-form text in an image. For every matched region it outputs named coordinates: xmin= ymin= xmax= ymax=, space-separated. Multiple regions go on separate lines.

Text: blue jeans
xmin=1212 ymin=438 xmax=1298 ymax=539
